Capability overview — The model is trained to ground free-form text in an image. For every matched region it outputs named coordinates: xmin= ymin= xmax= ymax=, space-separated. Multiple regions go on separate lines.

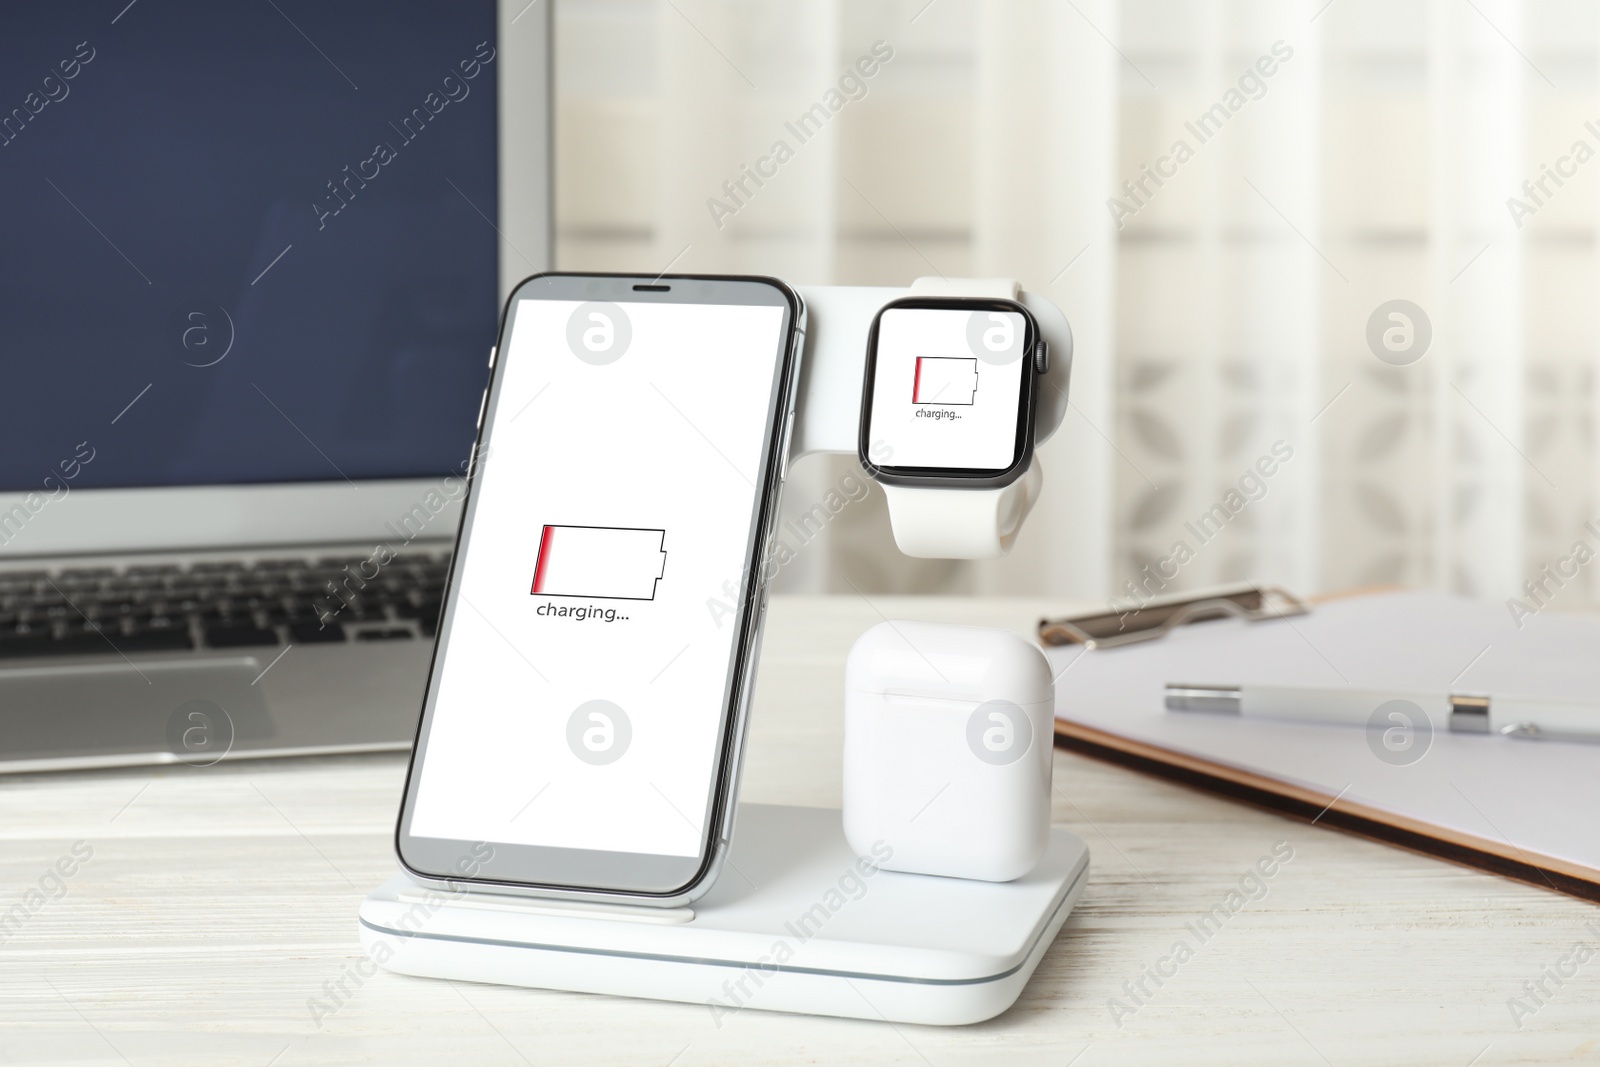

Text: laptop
xmin=0 ymin=0 xmax=550 ymax=772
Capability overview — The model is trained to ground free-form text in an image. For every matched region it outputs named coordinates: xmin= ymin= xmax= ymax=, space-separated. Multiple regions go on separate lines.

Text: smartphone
xmin=395 ymin=273 xmax=803 ymax=905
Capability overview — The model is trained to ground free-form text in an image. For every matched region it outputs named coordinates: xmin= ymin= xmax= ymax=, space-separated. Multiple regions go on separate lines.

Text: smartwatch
xmin=858 ymin=277 xmax=1048 ymax=559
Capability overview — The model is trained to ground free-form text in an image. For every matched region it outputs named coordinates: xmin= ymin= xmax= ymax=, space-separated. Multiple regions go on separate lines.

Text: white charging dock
xmin=360 ymin=804 xmax=1089 ymax=1025
xmin=360 ymin=281 xmax=1084 ymax=1024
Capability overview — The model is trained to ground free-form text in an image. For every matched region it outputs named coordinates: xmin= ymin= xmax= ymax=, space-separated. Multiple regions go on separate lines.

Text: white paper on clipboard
xmin=1047 ymin=589 xmax=1600 ymax=880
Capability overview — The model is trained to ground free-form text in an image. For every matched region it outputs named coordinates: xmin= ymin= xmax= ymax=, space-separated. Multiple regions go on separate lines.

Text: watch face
xmin=860 ymin=299 xmax=1037 ymax=485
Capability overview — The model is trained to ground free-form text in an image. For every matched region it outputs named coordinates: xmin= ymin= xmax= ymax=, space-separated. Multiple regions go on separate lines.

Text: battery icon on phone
xmin=531 ymin=525 xmax=668 ymax=601
xmin=912 ymin=357 xmax=978 ymax=405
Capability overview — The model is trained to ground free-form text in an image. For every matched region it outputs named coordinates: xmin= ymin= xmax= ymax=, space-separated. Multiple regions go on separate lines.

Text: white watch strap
xmin=908 ymin=276 xmax=1019 ymax=300
xmin=880 ymin=461 xmax=1042 ymax=560
xmin=877 ymin=277 xmax=1037 ymax=559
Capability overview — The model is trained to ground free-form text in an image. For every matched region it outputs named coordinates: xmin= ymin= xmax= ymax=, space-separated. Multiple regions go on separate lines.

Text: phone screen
xmin=400 ymin=276 xmax=796 ymax=895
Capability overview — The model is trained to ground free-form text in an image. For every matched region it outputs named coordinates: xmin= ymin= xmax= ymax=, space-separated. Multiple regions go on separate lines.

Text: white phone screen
xmin=409 ymin=295 xmax=788 ymax=858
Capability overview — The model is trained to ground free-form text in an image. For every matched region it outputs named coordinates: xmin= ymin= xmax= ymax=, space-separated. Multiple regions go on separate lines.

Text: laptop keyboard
xmin=0 ymin=553 xmax=450 ymax=660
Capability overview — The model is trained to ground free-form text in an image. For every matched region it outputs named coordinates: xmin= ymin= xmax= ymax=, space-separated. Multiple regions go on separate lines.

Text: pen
xmin=1164 ymin=683 xmax=1600 ymax=743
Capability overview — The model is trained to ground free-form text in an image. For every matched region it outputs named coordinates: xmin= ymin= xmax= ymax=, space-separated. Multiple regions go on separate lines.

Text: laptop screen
xmin=0 ymin=1 xmax=498 ymax=493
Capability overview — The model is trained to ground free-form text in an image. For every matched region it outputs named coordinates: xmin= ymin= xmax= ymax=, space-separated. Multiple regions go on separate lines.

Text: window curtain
xmin=554 ymin=0 xmax=1586 ymax=611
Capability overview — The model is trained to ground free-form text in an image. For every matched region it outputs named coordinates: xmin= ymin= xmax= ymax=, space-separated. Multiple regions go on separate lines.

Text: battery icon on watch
xmin=912 ymin=356 xmax=978 ymax=405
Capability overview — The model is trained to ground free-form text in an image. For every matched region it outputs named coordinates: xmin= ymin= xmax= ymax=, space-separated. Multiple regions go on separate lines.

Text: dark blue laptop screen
xmin=0 ymin=1 xmax=499 ymax=492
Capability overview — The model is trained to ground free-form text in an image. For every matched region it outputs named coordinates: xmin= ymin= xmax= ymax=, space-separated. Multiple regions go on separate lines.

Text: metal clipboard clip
xmin=1037 ymin=584 xmax=1311 ymax=651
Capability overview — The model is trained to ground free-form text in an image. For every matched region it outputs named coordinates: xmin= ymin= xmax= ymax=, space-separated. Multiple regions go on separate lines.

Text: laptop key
xmin=116 ymin=571 xmax=167 ymax=587
xmin=282 ymin=607 xmax=322 ymax=628
xmin=120 ymin=629 xmax=196 ymax=653
xmin=0 ymin=636 xmax=57 ymax=658
xmin=58 ymin=567 xmax=115 ymax=580
xmin=56 ymin=577 xmax=107 ymax=594
xmin=203 ymin=624 xmax=281 ymax=648
xmin=290 ymin=621 xmax=346 ymax=643
xmin=136 ymin=615 xmax=187 ymax=635
xmin=0 ymin=633 xmax=111 ymax=657
xmin=357 ymin=627 xmax=413 ymax=641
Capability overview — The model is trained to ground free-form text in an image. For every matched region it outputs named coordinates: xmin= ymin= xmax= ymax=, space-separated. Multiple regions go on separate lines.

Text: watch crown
xmin=1033 ymin=339 xmax=1049 ymax=375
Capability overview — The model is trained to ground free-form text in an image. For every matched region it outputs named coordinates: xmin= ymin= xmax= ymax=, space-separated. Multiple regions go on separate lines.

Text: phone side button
xmin=487 ymin=345 xmax=498 ymax=370
xmin=474 ymin=389 xmax=488 ymax=430
xmin=778 ymin=410 xmax=796 ymax=482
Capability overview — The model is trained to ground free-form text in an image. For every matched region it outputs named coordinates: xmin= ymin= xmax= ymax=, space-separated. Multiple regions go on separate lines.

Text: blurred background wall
xmin=549 ymin=0 xmax=1600 ymax=614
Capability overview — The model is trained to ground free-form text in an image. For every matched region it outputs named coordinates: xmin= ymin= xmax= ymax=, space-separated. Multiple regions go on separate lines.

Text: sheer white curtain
xmin=553 ymin=0 xmax=1593 ymax=609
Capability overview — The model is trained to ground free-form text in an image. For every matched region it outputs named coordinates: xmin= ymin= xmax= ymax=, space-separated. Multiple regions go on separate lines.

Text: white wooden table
xmin=2 ymin=596 xmax=1595 ymax=1065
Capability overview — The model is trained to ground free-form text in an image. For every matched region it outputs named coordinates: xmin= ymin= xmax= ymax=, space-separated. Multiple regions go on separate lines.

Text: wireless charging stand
xmin=360 ymin=282 xmax=1085 ymax=1025
xmin=360 ymin=804 xmax=1089 ymax=1025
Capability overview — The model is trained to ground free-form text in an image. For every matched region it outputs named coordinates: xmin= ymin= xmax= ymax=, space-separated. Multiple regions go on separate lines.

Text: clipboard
xmin=1040 ymin=587 xmax=1600 ymax=902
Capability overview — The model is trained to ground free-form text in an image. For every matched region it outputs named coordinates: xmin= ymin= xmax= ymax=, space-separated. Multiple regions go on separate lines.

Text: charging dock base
xmin=359 ymin=803 xmax=1089 ymax=1025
